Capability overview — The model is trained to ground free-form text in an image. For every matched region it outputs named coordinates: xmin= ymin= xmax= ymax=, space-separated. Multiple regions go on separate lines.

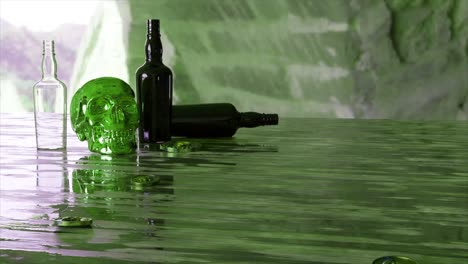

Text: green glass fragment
xmin=70 ymin=77 xmax=139 ymax=155
xmin=54 ymin=216 xmax=93 ymax=227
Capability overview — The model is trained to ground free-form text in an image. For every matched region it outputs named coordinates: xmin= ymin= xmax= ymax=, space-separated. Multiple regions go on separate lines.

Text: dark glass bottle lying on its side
xmin=136 ymin=19 xmax=173 ymax=143
xmin=171 ymin=103 xmax=279 ymax=138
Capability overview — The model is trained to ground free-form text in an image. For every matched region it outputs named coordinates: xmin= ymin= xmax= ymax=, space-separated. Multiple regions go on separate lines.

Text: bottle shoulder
xmin=136 ymin=62 xmax=173 ymax=76
xmin=33 ymin=78 xmax=67 ymax=88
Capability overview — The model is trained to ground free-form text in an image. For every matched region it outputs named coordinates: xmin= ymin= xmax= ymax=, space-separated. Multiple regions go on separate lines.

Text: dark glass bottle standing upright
xmin=136 ymin=19 xmax=173 ymax=143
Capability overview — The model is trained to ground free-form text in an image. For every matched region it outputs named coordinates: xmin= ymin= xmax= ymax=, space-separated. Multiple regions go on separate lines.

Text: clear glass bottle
xmin=33 ymin=40 xmax=67 ymax=150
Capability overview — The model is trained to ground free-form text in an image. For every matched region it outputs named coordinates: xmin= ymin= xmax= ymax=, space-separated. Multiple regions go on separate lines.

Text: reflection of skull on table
xmin=70 ymin=77 xmax=139 ymax=155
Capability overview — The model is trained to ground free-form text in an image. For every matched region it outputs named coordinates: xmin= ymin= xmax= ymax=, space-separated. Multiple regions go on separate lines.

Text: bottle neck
xmin=145 ymin=19 xmax=163 ymax=63
xmin=239 ymin=112 xmax=279 ymax=128
xmin=145 ymin=35 xmax=163 ymax=63
xmin=42 ymin=40 xmax=57 ymax=79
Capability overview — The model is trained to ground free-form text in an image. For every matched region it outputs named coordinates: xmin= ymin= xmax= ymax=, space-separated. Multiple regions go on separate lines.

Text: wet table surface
xmin=1 ymin=113 xmax=467 ymax=264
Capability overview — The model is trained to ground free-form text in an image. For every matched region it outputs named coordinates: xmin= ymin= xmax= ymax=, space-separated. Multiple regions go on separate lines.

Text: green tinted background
xmin=70 ymin=0 xmax=468 ymax=119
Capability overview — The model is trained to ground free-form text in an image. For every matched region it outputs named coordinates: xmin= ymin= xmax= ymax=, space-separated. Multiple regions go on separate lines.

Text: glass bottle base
xmin=37 ymin=146 xmax=66 ymax=151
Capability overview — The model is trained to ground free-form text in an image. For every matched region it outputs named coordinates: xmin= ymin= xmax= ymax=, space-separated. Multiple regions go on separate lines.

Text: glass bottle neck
xmin=239 ymin=112 xmax=279 ymax=128
xmin=42 ymin=41 xmax=57 ymax=79
xmin=145 ymin=35 xmax=163 ymax=63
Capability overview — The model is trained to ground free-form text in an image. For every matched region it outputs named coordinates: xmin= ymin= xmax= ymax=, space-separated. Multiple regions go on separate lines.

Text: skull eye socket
xmin=120 ymin=98 xmax=137 ymax=114
xmin=87 ymin=98 xmax=111 ymax=115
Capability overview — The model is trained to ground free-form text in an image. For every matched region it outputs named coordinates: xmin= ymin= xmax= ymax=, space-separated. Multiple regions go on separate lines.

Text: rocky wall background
xmin=70 ymin=0 xmax=468 ymax=119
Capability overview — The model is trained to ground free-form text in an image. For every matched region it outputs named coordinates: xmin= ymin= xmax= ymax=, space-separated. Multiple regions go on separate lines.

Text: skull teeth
xmin=91 ymin=128 xmax=135 ymax=144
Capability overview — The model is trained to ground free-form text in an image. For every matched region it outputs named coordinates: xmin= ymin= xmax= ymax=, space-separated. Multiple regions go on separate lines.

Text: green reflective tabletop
xmin=1 ymin=113 xmax=467 ymax=264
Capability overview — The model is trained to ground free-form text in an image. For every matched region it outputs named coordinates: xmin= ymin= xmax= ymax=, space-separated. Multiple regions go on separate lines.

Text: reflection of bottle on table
xmin=36 ymin=150 xmax=68 ymax=191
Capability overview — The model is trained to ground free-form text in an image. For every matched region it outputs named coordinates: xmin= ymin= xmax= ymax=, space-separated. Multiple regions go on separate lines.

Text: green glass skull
xmin=70 ymin=77 xmax=139 ymax=155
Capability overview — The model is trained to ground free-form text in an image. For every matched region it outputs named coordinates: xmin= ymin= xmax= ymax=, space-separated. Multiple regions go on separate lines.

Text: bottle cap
xmin=159 ymin=141 xmax=202 ymax=153
xmin=54 ymin=216 xmax=93 ymax=227
xmin=147 ymin=19 xmax=160 ymax=36
xmin=42 ymin=40 xmax=55 ymax=54
xmin=264 ymin=114 xmax=279 ymax=125
xmin=240 ymin=112 xmax=279 ymax=127
xmin=372 ymin=256 xmax=417 ymax=264
xmin=131 ymin=175 xmax=161 ymax=187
